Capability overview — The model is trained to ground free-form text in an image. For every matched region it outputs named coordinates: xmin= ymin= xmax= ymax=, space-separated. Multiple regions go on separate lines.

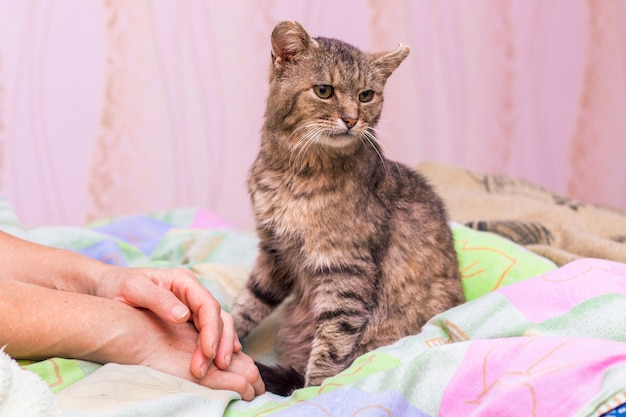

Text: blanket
xmin=1 ymin=193 xmax=626 ymax=416
xmin=56 ymin=258 xmax=626 ymax=417
xmin=416 ymin=161 xmax=626 ymax=266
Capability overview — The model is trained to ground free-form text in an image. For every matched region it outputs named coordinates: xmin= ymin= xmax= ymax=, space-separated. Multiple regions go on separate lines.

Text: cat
xmin=229 ymin=20 xmax=465 ymax=396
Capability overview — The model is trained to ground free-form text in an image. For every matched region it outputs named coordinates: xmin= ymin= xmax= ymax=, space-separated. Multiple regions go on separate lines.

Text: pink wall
xmin=0 ymin=0 xmax=625 ymax=230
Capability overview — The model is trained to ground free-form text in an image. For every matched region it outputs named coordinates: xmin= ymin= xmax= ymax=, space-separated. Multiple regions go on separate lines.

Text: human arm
xmin=0 ymin=278 xmax=264 ymax=400
xmin=0 ymin=230 xmax=236 ymax=377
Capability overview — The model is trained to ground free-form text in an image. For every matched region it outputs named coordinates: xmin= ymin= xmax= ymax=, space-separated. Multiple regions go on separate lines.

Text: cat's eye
xmin=313 ymin=85 xmax=334 ymax=99
xmin=358 ymin=90 xmax=375 ymax=103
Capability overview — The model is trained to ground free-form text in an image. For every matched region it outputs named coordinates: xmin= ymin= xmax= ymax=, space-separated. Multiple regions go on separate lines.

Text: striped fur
xmin=230 ymin=21 xmax=464 ymax=394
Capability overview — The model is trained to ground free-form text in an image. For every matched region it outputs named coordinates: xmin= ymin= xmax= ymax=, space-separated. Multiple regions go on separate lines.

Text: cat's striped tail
xmin=255 ymin=362 xmax=305 ymax=396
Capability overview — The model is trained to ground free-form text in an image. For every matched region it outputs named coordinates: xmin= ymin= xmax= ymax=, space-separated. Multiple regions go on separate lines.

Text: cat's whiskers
xmin=289 ymin=122 xmax=327 ymax=174
xmin=367 ymin=123 xmax=392 ymax=145
xmin=363 ymin=126 xmax=385 ymax=149
xmin=365 ymin=126 xmax=405 ymax=179
xmin=362 ymin=128 xmax=388 ymax=176
xmin=290 ymin=134 xmax=316 ymax=172
xmin=289 ymin=123 xmax=316 ymax=159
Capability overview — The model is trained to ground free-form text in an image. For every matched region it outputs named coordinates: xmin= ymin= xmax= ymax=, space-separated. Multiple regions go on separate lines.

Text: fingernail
xmin=200 ymin=361 xmax=209 ymax=379
xmin=171 ymin=305 xmax=189 ymax=321
xmin=224 ymin=354 xmax=231 ymax=368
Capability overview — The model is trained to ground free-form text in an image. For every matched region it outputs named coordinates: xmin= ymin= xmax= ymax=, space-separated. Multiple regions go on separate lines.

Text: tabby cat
xmin=230 ymin=21 xmax=464 ymax=395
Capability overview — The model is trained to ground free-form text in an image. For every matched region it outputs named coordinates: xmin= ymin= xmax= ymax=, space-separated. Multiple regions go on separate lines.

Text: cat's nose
xmin=341 ymin=116 xmax=357 ymax=129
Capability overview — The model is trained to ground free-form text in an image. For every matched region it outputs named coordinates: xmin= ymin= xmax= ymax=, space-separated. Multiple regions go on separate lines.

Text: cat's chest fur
xmin=249 ymin=157 xmax=381 ymax=267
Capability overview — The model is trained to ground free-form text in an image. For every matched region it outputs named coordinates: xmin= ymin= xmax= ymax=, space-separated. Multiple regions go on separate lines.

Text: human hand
xmin=1 ymin=277 xmax=264 ymax=400
xmin=118 ymin=308 xmax=264 ymax=400
xmin=92 ymin=265 xmax=238 ymax=378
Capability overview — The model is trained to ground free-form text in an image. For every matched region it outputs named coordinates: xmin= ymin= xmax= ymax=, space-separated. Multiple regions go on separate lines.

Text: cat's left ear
xmin=372 ymin=44 xmax=411 ymax=79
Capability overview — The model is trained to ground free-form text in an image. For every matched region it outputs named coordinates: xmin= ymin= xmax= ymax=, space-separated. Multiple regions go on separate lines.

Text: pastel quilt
xmin=2 ymin=198 xmax=626 ymax=416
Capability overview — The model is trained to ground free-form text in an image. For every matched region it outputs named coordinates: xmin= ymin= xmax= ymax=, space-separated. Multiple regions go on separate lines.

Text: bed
xmin=3 ymin=162 xmax=626 ymax=417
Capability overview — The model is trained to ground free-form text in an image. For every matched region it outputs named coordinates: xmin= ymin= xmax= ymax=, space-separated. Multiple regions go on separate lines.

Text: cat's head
xmin=264 ymin=21 xmax=410 ymax=154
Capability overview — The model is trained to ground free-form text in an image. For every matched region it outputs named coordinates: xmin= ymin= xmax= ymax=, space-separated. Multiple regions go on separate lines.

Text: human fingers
xmin=162 ymin=270 xmax=226 ymax=360
xmin=233 ymin=352 xmax=265 ymax=398
xmin=190 ymin=344 xmax=208 ymax=379
xmin=96 ymin=268 xmax=193 ymax=324
xmin=205 ymin=369 xmax=256 ymax=401
xmin=115 ymin=268 xmax=247 ymax=379
xmin=190 ymin=319 xmax=242 ymax=377
xmin=203 ymin=353 xmax=265 ymax=400
xmin=119 ymin=274 xmax=193 ymax=324
xmin=234 ymin=334 xmax=243 ymax=353
xmin=130 ymin=310 xmax=263 ymax=400
xmin=190 ymin=311 xmax=237 ymax=376
xmin=213 ymin=311 xmax=236 ymax=370
xmin=135 ymin=268 xmax=225 ymax=360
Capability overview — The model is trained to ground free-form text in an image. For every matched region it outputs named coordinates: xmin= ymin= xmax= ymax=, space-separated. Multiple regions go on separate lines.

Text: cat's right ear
xmin=271 ymin=21 xmax=318 ymax=72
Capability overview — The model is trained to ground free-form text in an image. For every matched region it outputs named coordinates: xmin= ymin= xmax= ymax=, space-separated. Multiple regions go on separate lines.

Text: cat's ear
xmin=372 ymin=44 xmax=411 ymax=79
xmin=271 ymin=21 xmax=318 ymax=71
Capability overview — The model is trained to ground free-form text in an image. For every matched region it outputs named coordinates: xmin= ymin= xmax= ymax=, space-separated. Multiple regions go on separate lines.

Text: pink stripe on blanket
xmin=440 ymin=336 xmax=626 ymax=417
xmin=497 ymin=258 xmax=626 ymax=322
xmin=190 ymin=209 xmax=231 ymax=229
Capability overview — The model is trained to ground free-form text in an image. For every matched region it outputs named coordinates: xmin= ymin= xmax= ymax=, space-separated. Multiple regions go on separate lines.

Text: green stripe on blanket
xmin=18 ymin=358 xmax=101 ymax=393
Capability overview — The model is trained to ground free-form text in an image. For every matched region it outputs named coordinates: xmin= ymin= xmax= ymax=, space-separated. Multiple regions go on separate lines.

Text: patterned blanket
xmin=2 ymin=197 xmax=626 ymax=416
xmin=416 ymin=162 xmax=626 ymax=266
